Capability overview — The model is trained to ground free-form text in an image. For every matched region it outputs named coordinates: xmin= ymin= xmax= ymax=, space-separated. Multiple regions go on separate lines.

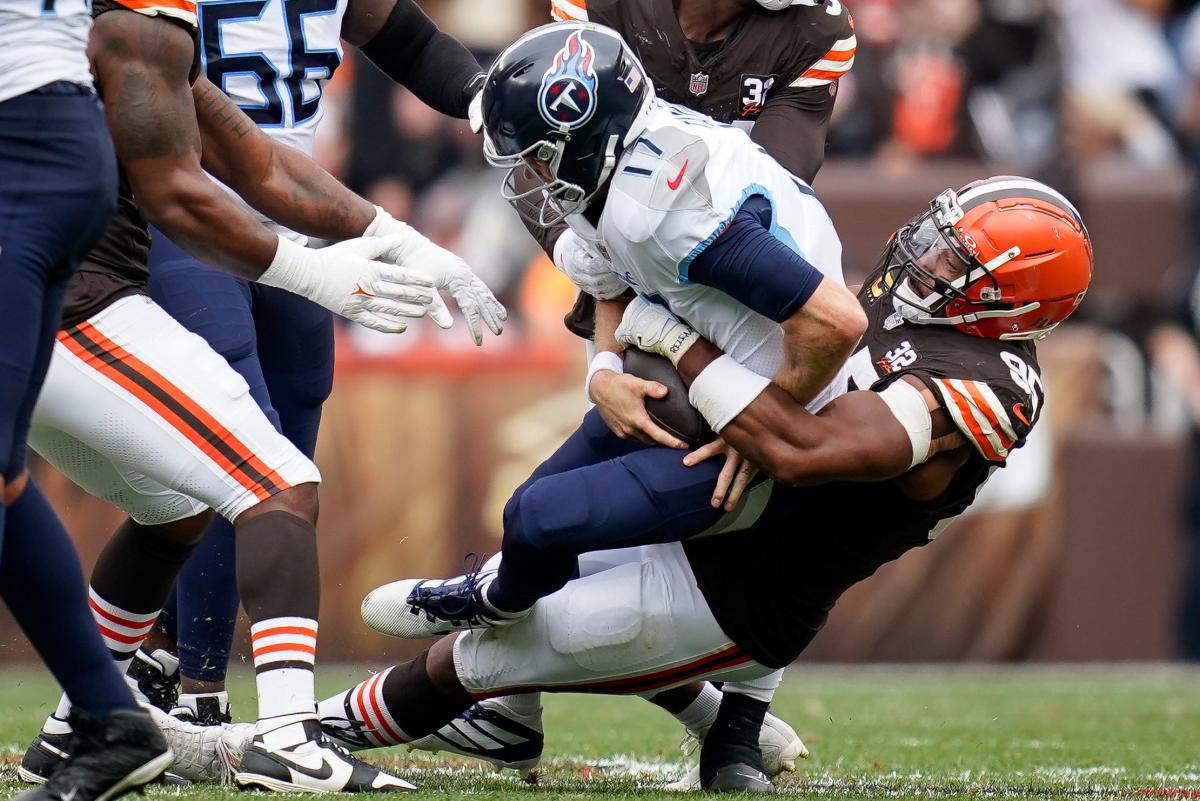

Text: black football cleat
xmin=703 ymin=763 xmax=775 ymax=793
xmin=170 ymin=691 xmax=232 ymax=726
xmin=126 ymin=648 xmax=180 ymax=713
xmin=11 ymin=708 xmax=173 ymax=801
xmin=17 ymin=721 xmax=73 ymax=784
xmin=234 ymin=714 xmax=416 ymax=793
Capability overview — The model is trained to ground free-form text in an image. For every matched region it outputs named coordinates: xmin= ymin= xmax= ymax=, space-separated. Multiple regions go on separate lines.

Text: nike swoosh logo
xmin=666 ymin=160 xmax=688 ymax=190
xmin=287 ymin=754 xmax=335 ymax=781
xmin=351 ymin=283 xmax=374 ymax=297
xmin=1012 ymin=402 xmax=1030 ymax=426
xmin=61 ymin=788 xmax=79 ymax=801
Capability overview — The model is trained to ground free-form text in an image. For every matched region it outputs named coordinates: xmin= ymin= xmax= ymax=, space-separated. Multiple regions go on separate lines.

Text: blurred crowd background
xmin=15 ymin=0 xmax=1200 ymax=667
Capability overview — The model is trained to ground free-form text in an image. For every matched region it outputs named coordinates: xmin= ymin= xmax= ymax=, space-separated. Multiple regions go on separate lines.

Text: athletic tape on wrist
xmin=586 ymin=350 xmax=624 ymax=403
xmin=688 ymin=355 xmax=771 ymax=432
xmin=875 ymin=379 xmax=933 ymax=468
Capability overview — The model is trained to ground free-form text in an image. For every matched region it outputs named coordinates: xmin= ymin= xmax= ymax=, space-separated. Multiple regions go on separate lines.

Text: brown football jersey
xmin=62 ymin=0 xmax=201 ymax=328
xmin=551 ymin=0 xmax=855 ymax=178
xmin=684 ymin=277 xmax=1044 ymax=668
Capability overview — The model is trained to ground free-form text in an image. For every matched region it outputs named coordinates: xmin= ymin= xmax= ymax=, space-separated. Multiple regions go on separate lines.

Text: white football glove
xmin=259 ymin=235 xmax=438 ymax=334
xmin=615 ymin=295 xmax=699 ymax=366
xmin=366 ymin=208 xmax=507 ymax=346
xmin=553 ymin=228 xmax=629 ymax=300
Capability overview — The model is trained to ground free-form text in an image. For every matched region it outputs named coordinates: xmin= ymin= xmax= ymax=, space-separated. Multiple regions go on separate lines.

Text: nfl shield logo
xmin=688 ymin=72 xmax=709 ymax=96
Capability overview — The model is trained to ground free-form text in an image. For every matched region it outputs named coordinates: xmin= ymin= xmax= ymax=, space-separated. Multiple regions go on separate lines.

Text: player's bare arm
xmin=88 ymin=11 xmax=281 ymax=279
xmin=192 ymin=77 xmax=376 ymax=243
xmin=775 ymin=277 xmax=867 ymax=405
xmin=677 ymin=334 xmax=967 ymax=493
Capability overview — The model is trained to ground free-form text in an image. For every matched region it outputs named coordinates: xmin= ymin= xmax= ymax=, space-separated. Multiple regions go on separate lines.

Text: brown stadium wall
xmin=0 ymin=160 xmax=1189 ymax=665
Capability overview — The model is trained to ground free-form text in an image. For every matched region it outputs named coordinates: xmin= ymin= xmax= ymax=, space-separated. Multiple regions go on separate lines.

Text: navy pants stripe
xmin=148 ymin=232 xmax=333 ymax=682
xmin=491 ymin=408 xmax=728 ymax=612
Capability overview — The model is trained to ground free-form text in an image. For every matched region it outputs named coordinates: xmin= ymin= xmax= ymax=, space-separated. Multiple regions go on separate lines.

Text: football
xmin=622 ymin=348 xmax=714 ymax=448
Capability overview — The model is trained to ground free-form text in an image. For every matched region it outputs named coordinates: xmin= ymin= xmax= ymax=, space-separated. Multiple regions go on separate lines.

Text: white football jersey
xmin=198 ymin=0 xmax=345 ymax=155
xmin=197 ymin=0 xmax=346 ymax=240
xmin=572 ymin=100 xmax=849 ymax=411
xmin=0 ymin=0 xmax=93 ymax=104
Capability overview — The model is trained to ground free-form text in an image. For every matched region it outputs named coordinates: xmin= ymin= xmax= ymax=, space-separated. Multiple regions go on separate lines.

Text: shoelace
xmin=410 ymin=552 xmax=495 ymax=627
xmin=318 ymin=717 xmax=376 ymax=750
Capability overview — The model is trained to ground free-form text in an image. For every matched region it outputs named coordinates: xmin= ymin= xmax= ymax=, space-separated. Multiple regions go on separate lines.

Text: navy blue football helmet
xmin=481 ymin=22 xmax=656 ymax=226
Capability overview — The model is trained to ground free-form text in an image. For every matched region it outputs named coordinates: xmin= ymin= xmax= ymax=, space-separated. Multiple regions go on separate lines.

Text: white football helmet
xmin=756 ymin=0 xmax=794 ymax=9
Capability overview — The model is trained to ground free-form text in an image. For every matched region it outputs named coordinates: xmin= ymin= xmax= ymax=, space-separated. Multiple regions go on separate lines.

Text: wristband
xmin=586 ymin=350 xmax=624 ymax=403
xmin=688 ymin=355 xmax=771 ymax=432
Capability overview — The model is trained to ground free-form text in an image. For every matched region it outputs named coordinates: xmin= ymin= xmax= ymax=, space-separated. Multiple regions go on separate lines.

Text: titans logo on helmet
xmin=538 ymin=30 xmax=599 ymax=130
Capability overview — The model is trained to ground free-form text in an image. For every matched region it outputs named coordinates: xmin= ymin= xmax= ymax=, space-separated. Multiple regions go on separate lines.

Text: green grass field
xmin=1 ymin=664 xmax=1197 ymax=799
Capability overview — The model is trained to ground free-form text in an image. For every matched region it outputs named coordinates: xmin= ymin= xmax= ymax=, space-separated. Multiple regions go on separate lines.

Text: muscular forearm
xmin=140 ymin=170 xmax=280 ymax=280
xmin=193 ymin=78 xmax=374 ymax=242
xmin=677 ymin=338 xmax=904 ymax=485
xmin=774 ymin=280 xmax=866 ymax=404
xmin=238 ymin=144 xmax=375 ymax=242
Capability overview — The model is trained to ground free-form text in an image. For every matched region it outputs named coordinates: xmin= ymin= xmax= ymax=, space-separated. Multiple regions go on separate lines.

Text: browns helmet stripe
xmin=957 ymin=177 xmax=1084 ymax=227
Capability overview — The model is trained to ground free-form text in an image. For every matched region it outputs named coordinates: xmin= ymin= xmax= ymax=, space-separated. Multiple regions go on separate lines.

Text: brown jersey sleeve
xmin=914 ymin=360 xmax=1041 ymax=464
xmin=781 ymin=0 xmax=856 ymax=91
xmin=750 ymin=83 xmax=836 ymax=182
xmin=95 ymin=0 xmax=197 ymax=28
xmin=550 ymin=0 xmax=587 ymax=21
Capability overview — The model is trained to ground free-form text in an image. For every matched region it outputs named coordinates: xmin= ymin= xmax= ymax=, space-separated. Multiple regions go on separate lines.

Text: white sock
xmin=671 ymin=682 xmax=723 ymax=736
xmin=46 ymin=589 xmax=158 ymax=733
xmin=250 ymin=617 xmax=317 ymax=720
xmin=319 ymin=667 xmax=409 ymax=748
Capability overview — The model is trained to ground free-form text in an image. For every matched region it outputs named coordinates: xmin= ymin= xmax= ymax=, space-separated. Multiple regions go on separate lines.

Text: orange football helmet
xmin=885 ymin=176 xmax=1093 ymax=340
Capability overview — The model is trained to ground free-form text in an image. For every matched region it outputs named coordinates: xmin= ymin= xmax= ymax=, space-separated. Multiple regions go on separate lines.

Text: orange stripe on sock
xmin=252 ymin=626 xmax=318 ymax=642
xmin=252 ymin=642 xmax=317 ymax=660
xmin=364 ymin=671 xmax=404 ymax=744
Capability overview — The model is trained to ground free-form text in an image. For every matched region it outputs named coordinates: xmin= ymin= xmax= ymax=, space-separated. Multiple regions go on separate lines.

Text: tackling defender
xmin=351 ymin=21 xmax=862 ymax=787
xmin=13 ymin=0 xmax=502 ymax=795
xmin=308 ymin=171 xmax=1092 ymax=790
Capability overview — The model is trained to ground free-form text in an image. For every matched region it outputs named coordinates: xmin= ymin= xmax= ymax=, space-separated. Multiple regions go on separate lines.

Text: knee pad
xmin=504 ymin=473 xmax=593 ymax=554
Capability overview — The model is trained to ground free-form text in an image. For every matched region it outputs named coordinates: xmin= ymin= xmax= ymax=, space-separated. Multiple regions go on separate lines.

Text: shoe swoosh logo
xmin=666 ymin=160 xmax=688 ymax=191
xmin=288 ymin=752 xmax=335 ymax=781
xmin=61 ymin=788 xmax=79 ymax=801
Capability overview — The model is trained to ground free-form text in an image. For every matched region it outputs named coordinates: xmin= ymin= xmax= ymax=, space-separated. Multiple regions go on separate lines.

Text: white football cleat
xmin=234 ymin=714 xmax=416 ymax=793
xmin=406 ymin=696 xmax=544 ymax=781
xmin=146 ymin=705 xmax=248 ymax=784
xmin=361 ymin=567 xmax=525 ymax=639
xmin=665 ymin=709 xmax=808 ymax=791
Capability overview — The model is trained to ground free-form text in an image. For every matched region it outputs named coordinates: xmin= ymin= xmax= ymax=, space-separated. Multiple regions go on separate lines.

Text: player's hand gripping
xmin=590 ymin=369 xmax=689 ymax=449
xmin=684 ymin=437 xmax=760 ymax=511
xmin=260 ymin=235 xmax=439 ymax=333
xmin=616 ymin=296 xmax=699 ymax=366
xmin=366 ymin=208 xmax=507 ymax=345
xmin=554 ymin=229 xmax=629 ymax=300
